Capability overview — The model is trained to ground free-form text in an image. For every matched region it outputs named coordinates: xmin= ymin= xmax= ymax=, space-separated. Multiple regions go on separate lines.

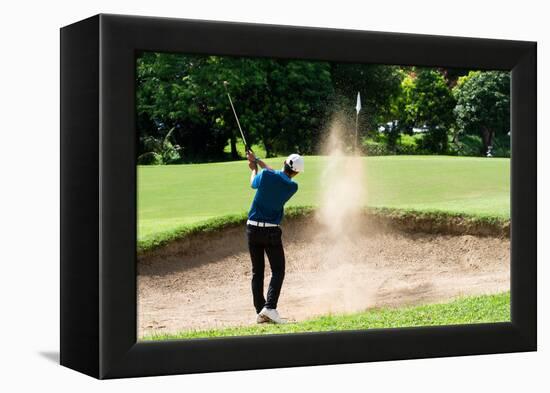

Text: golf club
xmin=223 ymin=81 xmax=251 ymax=153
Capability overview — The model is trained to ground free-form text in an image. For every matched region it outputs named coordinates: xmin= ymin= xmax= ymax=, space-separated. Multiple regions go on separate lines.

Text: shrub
xmin=491 ymin=134 xmax=511 ymax=158
xmin=449 ymin=132 xmax=510 ymax=157
xmin=363 ymin=133 xmax=431 ymax=156
xmin=363 ymin=139 xmax=391 ymax=156
xmin=396 ymin=134 xmax=424 ymax=155
xmin=137 ymin=152 xmax=163 ymax=165
xmin=449 ymin=134 xmax=484 ymax=156
xmin=138 ymin=128 xmax=181 ymax=165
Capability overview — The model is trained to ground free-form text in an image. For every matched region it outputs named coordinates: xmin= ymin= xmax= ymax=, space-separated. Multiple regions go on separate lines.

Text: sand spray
xmin=290 ymin=113 xmax=376 ymax=315
xmin=317 ymin=114 xmax=365 ymax=237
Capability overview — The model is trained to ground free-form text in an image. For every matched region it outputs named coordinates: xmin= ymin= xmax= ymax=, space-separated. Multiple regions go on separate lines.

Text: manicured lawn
xmin=138 ymin=155 xmax=509 ymax=243
xmin=142 ymin=292 xmax=510 ymax=340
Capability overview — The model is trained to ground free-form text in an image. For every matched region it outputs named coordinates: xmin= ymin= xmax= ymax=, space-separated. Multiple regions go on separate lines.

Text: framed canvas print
xmin=60 ymin=14 xmax=536 ymax=379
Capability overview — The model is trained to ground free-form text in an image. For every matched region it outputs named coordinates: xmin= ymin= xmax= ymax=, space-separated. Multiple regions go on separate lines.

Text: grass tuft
xmin=142 ymin=292 xmax=510 ymax=340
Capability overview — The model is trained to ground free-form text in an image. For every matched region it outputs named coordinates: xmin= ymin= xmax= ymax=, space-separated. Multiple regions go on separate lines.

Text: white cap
xmin=285 ymin=154 xmax=304 ymax=173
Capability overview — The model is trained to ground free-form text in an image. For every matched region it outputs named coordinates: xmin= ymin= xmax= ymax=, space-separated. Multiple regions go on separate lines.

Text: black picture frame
xmin=60 ymin=14 xmax=536 ymax=379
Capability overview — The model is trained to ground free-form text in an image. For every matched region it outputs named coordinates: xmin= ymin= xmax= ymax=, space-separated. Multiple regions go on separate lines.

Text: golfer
xmin=246 ymin=151 xmax=304 ymax=324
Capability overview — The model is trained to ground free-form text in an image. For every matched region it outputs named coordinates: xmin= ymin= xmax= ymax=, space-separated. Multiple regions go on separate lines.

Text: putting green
xmin=138 ymin=155 xmax=510 ymax=242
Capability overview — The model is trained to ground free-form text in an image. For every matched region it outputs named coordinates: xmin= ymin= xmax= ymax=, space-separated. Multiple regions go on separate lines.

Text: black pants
xmin=246 ymin=225 xmax=286 ymax=313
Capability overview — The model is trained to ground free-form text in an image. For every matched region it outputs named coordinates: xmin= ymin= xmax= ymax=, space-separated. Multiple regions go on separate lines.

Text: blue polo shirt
xmin=248 ymin=169 xmax=298 ymax=225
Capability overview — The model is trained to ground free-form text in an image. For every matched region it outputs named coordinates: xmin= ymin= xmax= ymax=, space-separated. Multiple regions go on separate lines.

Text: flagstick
xmin=355 ymin=91 xmax=361 ymax=153
xmin=355 ymin=111 xmax=359 ymax=152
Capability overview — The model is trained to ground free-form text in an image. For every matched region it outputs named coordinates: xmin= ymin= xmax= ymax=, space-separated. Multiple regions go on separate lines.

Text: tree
xmin=262 ymin=60 xmax=333 ymax=156
xmin=137 ymin=53 xmax=333 ymax=161
xmin=193 ymin=57 xmax=333 ymax=157
xmin=331 ymin=64 xmax=403 ymax=140
xmin=453 ymin=71 xmax=510 ymax=155
xmin=137 ymin=53 xmax=232 ymax=161
xmin=438 ymin=67 xmax=470 ymax=88
xmin=395 ymin=68 xmax=456 ymax=154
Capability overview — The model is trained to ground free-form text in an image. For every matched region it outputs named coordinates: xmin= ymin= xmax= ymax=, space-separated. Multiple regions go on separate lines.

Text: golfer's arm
xmin=250 ymin=167 xmax=258 ymax=186
xmin=256 ymin=159 xmax=272 ymax=170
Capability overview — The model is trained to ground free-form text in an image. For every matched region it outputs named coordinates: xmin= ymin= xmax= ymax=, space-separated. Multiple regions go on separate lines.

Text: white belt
xmin=247 ymin=220 xmax=279 ymax=227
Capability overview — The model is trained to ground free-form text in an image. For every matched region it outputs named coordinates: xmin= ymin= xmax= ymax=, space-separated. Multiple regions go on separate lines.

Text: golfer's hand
xmin=246 ymin=150 xmax=256 ymax=163
xmin=248 ymin=160 xmax=258 ymax=171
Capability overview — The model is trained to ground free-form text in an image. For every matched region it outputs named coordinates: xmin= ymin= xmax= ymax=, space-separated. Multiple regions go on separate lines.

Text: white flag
xmin=355 ymin=92 xmax=361 ymax=113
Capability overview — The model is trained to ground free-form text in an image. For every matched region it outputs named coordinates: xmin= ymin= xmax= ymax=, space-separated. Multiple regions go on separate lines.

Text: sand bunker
xmin=137 ymin=217 xmax=509 ymax=337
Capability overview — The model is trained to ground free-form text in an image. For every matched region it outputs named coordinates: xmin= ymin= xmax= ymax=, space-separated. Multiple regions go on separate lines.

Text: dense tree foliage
xmin=257 ymin=60 xmax=333 ymax=156
xmin=137 ymin=53 xmax=406 ymax=161
xmin=453 ymin=71 xmax=510 ymax=155
xmin=331 ymin=64 xmax=403 ymax=130
xmin=137 ymin=54 xmax=265 ymax=161
xmin=137 ymin=54 xmax=333 ymax=161
xmin=136 ymin=53 xmax=510 ymax=163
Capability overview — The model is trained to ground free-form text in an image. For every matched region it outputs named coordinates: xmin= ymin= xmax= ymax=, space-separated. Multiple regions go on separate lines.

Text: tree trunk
xmin=264 ymin=140 xmax=272 ymax=158
xmin=230 ymin=132 xmax=238 ymax=159
xmin=481 ymin=127 xmax=493 ymax=156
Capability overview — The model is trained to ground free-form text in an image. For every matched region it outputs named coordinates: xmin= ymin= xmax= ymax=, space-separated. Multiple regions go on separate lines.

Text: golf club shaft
xmin=225 ymin=91 xmax=249 ymax=151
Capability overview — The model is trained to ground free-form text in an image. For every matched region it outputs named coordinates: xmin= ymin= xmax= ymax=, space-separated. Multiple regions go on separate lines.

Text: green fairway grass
xmin=138 ymin=155 xmax=510 ymax=244
xmin=142 ymin=292 xmax=510 ymax=340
